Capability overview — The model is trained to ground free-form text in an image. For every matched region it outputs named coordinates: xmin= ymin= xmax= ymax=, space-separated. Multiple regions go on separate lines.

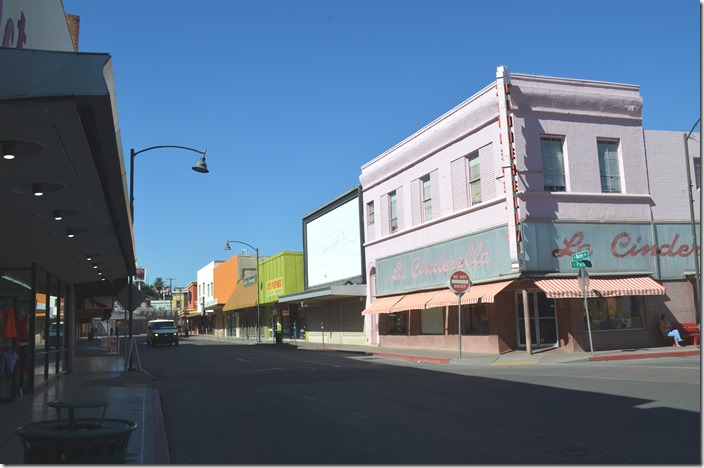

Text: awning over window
xmin=180 ymin=310 xmax=200 ymax=318
xmin=425 ymin=281 xmax=513 ymax=308
xmin=389 ymin=290 xmax=444 ymax=312
xmin=223 ymin=280 xmax=258 ymax=312
xmin=361 ymin=295 xmax=404 ymax=315
xmin=531 ymin=276 xmax=666 ymax=299
xmin=362 ymin=280 xmax=514 ymax=314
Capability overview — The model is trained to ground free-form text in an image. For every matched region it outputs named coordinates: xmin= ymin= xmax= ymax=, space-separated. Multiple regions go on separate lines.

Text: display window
xmin=584 ymin=296 xmax=645 ymax=331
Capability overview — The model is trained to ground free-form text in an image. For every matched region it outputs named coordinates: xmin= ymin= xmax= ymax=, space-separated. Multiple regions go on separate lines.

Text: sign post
xmin=577 ymin=268 xmax=595 ymax=356
xmin=449 ymin=271 xmax=471 ymax=359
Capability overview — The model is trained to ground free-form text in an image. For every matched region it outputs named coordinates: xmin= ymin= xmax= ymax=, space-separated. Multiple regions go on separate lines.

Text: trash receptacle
xmin=15 ymin=400 xmax=137 ymax=464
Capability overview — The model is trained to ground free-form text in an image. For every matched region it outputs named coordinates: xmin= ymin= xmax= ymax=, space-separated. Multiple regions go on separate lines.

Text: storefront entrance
xmin=516 ymin=291 xmax=558 ymax=348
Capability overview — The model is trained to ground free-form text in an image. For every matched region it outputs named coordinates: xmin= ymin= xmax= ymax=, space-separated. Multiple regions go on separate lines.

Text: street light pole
xmin=225 ymin=240 xmax=261 ymax=342
xmin=684 ymin=120 xmax=701 ymax=325
xmin=128 ymin=145 xmax=209 ymax=370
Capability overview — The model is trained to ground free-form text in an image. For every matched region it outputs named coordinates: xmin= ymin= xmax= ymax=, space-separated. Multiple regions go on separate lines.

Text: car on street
xmin=146 ymin=319 xmax=179 ymax=346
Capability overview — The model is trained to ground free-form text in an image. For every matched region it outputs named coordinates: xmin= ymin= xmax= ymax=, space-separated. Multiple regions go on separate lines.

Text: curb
xmin=588 ymin=349 xmax=700 ymax=362
xmin=310 ymin=347 xmax=451 ymax=364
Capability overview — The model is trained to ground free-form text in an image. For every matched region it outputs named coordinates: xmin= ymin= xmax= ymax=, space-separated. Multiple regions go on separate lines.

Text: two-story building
xmin=361 ymin=66 xmax=699 ymax=354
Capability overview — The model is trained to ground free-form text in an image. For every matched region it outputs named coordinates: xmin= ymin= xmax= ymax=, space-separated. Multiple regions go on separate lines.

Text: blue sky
xmin=63 ymin=0 xmax=701 ymax=288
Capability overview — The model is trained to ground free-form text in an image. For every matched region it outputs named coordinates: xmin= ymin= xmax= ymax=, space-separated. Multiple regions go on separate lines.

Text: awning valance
xmin=361 ymin=295 xmax=404 ymax=315
xmin=363 ymin=281 xmax=513 ymax=314
xmin=180 ymin=311 xmax=200 ymax=318
xmin=223 ymin=280 xmax=258 ymax=312
xmin=426 ymin=281 xmax=513 ymax=308
xmin=531 ymin=276 xmax=666 ymax=299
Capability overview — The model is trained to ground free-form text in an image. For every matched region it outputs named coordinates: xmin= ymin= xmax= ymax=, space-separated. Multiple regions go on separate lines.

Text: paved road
xmin=140 ymin=339 xmax=701 ymax=464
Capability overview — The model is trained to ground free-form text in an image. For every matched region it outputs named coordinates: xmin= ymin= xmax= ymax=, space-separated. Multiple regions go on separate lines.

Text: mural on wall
xmin=523 ymin=222 xmax=700 ymax=278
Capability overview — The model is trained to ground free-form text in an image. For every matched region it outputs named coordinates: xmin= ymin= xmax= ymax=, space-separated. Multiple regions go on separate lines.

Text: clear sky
xmin=63 ymin=0 xmax=701 ymax=289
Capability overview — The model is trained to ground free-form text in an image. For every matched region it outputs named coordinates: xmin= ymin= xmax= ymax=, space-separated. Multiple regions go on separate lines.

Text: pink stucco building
xmin=361 ymin=66 xmax=700 ymax=354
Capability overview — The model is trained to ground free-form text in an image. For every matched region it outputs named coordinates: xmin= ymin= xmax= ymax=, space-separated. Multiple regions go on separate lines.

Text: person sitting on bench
xmin=659 ymin=314 xmax=685 ymax=347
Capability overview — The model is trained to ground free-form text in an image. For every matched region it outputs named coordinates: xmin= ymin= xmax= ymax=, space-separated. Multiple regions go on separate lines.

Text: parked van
xmin=146 ymin=319 xmax=179 ymax=346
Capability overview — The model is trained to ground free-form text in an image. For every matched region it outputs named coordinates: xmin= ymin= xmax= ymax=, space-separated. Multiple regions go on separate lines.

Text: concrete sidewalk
xmin=0 ymin=335 xmax=698 ymax=464
xmin=0 ymin=338 xmax=168 ymax=465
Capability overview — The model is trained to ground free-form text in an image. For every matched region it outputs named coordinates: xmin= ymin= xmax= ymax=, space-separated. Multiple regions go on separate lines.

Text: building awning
xmin=362 ymin=281 xmax=513 ymax=314
xmin=361 ymin=295 xmax=405 ymax=315
xmin=278 ymin=284 xmax=366 ymax=304
xmin=426 ymin=281 xmax=514 ymax=308
xmin=389 ymin=290 xmax=444 ymax=312
xmin=223 ymin=280 xmax=258 ymax=312
xmin=180 ymin=311 xmax=201 ymax=318
xmin=531 ymin=276 xmax=666 ymax=299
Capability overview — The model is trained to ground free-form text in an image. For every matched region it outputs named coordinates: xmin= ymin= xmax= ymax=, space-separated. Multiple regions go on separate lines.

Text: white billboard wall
xmin=1 ymin=0 xmax=74 ymax=51
xmin=306 ymin=197 xmax=362 ymax=287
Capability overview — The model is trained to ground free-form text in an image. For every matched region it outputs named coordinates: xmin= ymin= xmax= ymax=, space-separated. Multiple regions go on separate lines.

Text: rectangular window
xmin=421 ymin=307 xmax=444 ymax=334
xmin=421 ymin=175 xmax=432 ymax=221
xmin=468 ymin=153 xmax=482 ymax=205
xmin=367 ymin=201 xmax=375 ymax=226
xmin=462 ymin=304 xmax=490 ymax=334
xmin=597 ymin=140 xmax=621 ymax=193
xmin=389 ymin=190 xmax=398 ymax=233
xmin=387 ymin=312 xmax=407 ymax=334
xmin=694 ymin=158 xmax=701 ymax=189
xmin=541 ymin=136 xmax=566 ymax=191
xmin=585 ymin=296 xmax=645 ymax=331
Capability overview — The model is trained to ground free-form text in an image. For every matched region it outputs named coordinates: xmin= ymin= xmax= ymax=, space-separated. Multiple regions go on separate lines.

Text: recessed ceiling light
xmin=33 ymin=183 xmax=44 ymax=197
xmin=11 ymin=182 xmax=65 ymax=196
xmin=86 ymin=254 xmax=92 ymax=261
xmin=53 ymin=211 xmax=63 ymax=221
xmin=67 ymin=229 xmax=75 ymax=238
xmin=0 ymin=140 xmax=43 ymax=160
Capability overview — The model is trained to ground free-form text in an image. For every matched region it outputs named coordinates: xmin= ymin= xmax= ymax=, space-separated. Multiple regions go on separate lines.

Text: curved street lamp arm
xmin=132 ymin=145 xmax=206 ymax=158
xmin=225 ymin=240 xmax=258 ymax=253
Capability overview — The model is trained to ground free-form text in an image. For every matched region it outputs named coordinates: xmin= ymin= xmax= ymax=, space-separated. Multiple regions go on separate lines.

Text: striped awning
xmin=361 ymin=295 xmax=405 ymax=315
xmin=426 ymin=281 xmax=513 ymax=308
xmin=389 ymin=290 xmax=444 ymax=312
xmin=531 ymin=276 xmax=666 ymax=299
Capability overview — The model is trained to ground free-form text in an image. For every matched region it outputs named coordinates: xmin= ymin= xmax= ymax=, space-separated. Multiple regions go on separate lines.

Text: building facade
xmin=279 ymin=186 xmax=367 ymax=345
xmin=361 ymin=66 xmax=700 ymax=354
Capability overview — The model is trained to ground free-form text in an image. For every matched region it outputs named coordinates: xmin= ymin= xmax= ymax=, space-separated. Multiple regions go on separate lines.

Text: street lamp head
xmin=224 ymin=241 xmax=232 ymax=251
xmin=192 ymin=153 xmax=209 ymax=173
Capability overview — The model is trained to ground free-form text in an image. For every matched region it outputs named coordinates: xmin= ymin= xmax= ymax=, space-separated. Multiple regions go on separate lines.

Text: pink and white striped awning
xmin=361 ymin=295 xmax=405 ymax=315
xmin=531 ymin=276 xmax=666 ymax=299
xmin=425 ymin=281 xmax=514 ymax=308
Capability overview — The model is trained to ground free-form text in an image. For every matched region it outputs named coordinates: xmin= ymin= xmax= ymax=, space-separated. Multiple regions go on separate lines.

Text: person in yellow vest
xmin=275 ymin=320 xmax=283 ymax=344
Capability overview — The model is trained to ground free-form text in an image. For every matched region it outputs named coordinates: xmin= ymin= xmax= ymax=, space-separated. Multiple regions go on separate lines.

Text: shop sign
xmin=376 ymin=226 xmax=511 ymax=295
xmin=266 ymin=277 xmax=283 ymax=297
xmin=522 ymin=222 xmax=700 ymax=279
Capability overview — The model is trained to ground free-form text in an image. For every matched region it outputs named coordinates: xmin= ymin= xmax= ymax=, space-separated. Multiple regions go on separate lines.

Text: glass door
xmin=516 ymin=291 xmax=558 ymax=348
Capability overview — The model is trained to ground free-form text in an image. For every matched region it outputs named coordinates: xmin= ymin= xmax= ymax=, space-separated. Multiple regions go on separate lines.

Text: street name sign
xmin=571 ymin=250 xmax=592 ymax=268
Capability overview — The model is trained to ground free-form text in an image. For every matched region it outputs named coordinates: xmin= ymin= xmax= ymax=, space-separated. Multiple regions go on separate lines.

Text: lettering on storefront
xmin=266 ymin=277 xmax=283 ymax=296
xmin=552 ymin=231 xmax=700 ymax=259
xmin=391 ymin=242 xmax=491 ymax=283
xmin=0 ymin=0 xmax=28 ymax=49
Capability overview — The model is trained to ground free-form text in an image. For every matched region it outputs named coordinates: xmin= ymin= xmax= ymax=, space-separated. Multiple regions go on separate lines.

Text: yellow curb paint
xmin=491 ymin=361 xmax=540 ymax=366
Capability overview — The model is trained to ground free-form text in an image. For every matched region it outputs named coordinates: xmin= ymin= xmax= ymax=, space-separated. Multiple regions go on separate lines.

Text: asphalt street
xmin=140 ymin=338 xmax=701 ymax=464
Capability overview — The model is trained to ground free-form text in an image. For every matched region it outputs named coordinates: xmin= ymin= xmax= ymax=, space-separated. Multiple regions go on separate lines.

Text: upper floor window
xmin=694 ymin=158 xmax=701 ymax=189
xmin=598 ymin=140 xmax=621 ymax=193
xmin=389 ymin=190 xmax=398 ymax=233
xmin=367 ymin=201 xmax=375 ymax=226
xmin=468 ymin=153 xmax=482 ymax=205
xmin=421 ymin=175 xmax=432 ymax=221
xmin=541 ymin=136 xmax=566 ymax=192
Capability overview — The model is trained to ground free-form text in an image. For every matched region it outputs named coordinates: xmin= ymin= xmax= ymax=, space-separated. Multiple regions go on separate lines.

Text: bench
xmin=679 ymin=322 xmax=700 ymax=345
xmin=663 ymin=322 xmax=700 ymax=347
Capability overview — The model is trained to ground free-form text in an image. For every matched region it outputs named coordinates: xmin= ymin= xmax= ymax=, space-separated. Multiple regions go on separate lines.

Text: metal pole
xmin=127 ymin=148 xmax=135 ymax=371
xmin=457 ymin=293 xmax=462 ymax=358
xmin=684 ymin=126 xmax=701 ymax=325
xmin=584 ymin=294 xmax=595 ymax=356
xmin=256 ymin=248 xmax=261 ymax=342
xmin=522 ymin=289 xmax=532 ymax=355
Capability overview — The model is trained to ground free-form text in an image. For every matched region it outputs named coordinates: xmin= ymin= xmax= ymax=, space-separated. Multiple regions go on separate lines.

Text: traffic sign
xmin=572 ymin=250 xmax=590 ymax=261
xmin=571 ymin=260 xmax=592 ymax=269
xmin=449 ymin=271 xmax=471 ymax=294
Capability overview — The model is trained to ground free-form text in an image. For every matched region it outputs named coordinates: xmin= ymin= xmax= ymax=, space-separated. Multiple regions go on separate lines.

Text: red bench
xmin=663 ymin=322 xmax=700 ymax=346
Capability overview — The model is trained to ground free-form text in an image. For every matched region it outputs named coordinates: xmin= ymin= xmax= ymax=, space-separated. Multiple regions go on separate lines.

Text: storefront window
xmin=421 ymin=307 xmax=444 ymax=334
xmin=387 ymin=312 xmax=407 ymax=334
xmin=0 ymin=269 xmax=32 ymax=402
xmin=462 ymin=304 xmax=490 ymax=334
xmin=585 ymin=296 xmax=645 ymax=331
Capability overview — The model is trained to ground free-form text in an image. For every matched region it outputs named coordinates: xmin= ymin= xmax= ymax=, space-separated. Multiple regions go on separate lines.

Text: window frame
xmin=467 ymin=152 xmax=482 ymax=206
xmin=389 ymin=190 xmax=398 ymax=233
xmin=540 ymin=136 xmax=567 ymax=192
xmin=367 ymin=201 xmax=375 ymax=226
xmin=597 ymin=139 xmax=622 ymax=193
xmin=421 ymin=174 xmax=432 ymax=222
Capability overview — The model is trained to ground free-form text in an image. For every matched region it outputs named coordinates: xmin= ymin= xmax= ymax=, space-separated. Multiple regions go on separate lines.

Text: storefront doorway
xmin=515 ymin=291 xmax=559 ymax=348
